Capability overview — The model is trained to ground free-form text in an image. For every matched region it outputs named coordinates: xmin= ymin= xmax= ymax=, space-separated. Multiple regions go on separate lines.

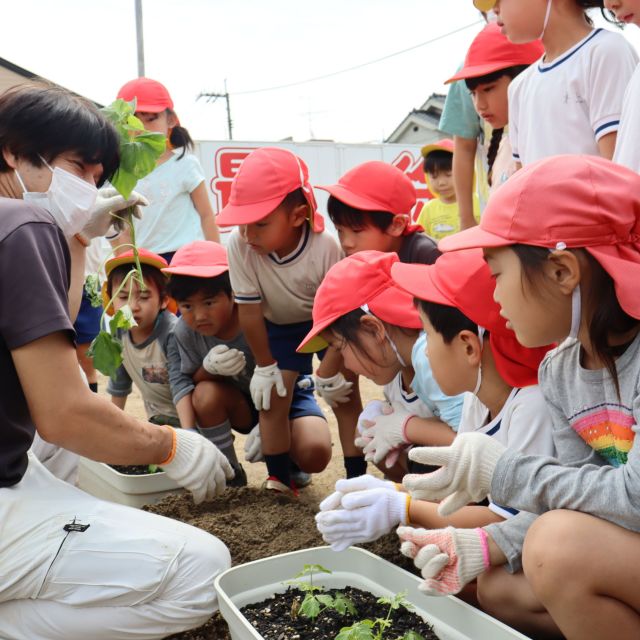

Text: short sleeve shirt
xmin=397 ymin=231 xmax=440 ymax=265
xmin=0 ymin=198 xmax=74 ymax=487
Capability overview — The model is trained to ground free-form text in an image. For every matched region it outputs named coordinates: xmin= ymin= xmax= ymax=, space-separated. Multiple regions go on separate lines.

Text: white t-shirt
xmin=509 ymin=28 xmax=638 ymax=166
xmin=227 ymin=224 xmax=342 ymax=325
xmin=133 ymin=151 xmax=206 ymax=254
xmin=613 ymin=64 xmax=640 ymax=173
xmin=383 ymin=371 xmax=434 ymax=419
xmin=459 ymin=386 xmax=555 ymax=519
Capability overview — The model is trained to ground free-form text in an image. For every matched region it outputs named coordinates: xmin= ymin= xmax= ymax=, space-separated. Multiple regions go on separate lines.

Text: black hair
xmin=280 ymin=186 xmax=308 ymax=211
xmin=327 ymin=196 xmax=395 ymax=231
xmin=415 ymin=299 xmax=478 ymax=343
xmin=0 ymin=82 xmax=120 ymax=187
xmin=166 ymin=110 xmax=194 ymax=160
xmin=423 ymin=149 xmax=453 ymax=178
xmin=512 ymin=244 xmax=640 ymax=397
xmin=465 ymin=65 xmax=529 ymax=186
xmin=166 ymin=271 xmax=232 ymax=302
xmin=107 ymin=263 xmax=167 ymax=299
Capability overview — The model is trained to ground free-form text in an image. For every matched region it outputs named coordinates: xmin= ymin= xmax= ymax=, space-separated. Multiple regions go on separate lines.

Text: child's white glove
xmin=354 ymin=400 xmax=391 ymax=451
xmin=319 ymin=474 xmax=398 ymax=511
xmin=397 ymin=526 xmax=490 ymax=596
xmin=316 ymin=487 xmax=409 ymax=551
xmin=403 ymin=433 xmax=506 ymax=516
xmin=77 ymin=186 xmax=148 ymax=240
xmin=203 ymin=344 xmax=246 ymax=376
xmin=161 ymin=429 xmax=235 ymax=504
xmin=360 ymin=406 xmax=414 ymax=467
xmin=250 ymin=362 xmax=287 ymax=411
xmin=243 ymin=424 xmax=264 ymax=463
xmin=314 ymin=372 xmax=353 ymax=407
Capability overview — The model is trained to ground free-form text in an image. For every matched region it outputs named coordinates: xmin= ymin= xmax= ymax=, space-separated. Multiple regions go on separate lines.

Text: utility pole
xmin=135 ymin=0 xmax=145 ymax=77
xmin=198 ymin=82 xmax=233 ymax=140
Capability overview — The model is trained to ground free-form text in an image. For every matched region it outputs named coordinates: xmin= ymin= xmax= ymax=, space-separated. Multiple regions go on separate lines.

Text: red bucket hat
xmin=297 ymin=251 xmax=422 ymax=354
xmin=439 ymin=155 xmax=640 ymax=320
xmin=446 ymin=24 xmax=543 ymax=84
xmin=216 ymin=147 xmax=323 ymax=231
xmin=117 ymin=77 xmax=174 ymax=112
xmin=391 ymin=249 xmax=552 ymax=388
xmin=316 ymin=161 xmax=416 ymax=216
xmin=162 ymin=241 xmax=228 ymax=278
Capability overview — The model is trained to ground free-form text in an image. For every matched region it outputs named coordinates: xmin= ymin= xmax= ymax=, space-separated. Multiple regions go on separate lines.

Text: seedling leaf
xmin=84 ymin=274 xmax=102 ymax=308
xmin=88 ymin=331 xmax=123 ymax=378
xmin=402 ymin=632 xmax=425 ymax=640
xmin=333 ymin=592 xmax=357 ymax=616
xmin=300 ymin=595 xmax=320 ymax=620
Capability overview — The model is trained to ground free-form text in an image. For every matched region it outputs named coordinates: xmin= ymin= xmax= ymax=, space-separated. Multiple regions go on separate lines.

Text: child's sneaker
xmin=262 ymin=475 xmax=299 ymax=497
xmin=227 ymin=463 xmax=248 ymax=488
xmin=290 ymin=469 xmax=312 ymax=488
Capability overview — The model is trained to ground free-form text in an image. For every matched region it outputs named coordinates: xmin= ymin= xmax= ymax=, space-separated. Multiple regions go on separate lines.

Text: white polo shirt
xmin=613 ymin=64 xmax=640 ymax=173
xmin=509 ymin=28 xmax=638 ymax=166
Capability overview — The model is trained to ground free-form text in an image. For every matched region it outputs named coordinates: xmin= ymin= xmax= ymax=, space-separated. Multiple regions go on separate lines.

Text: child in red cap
xmin=416 ymin=140 xmax=481 ymax=238
xmin=115 ymin=77 xmax=220 ymax=260
xmin=316 ymin=160 xmax=443 ymax=480
xmin=105 ymin=249 xmax=180 ymax=427
xmin=216 ymin=147 xmax=340 ymax=492
xmin=398 ymin=154 xmax=640 ymax=639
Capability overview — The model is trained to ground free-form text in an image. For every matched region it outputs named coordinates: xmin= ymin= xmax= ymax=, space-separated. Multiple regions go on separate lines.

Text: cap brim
xmin=316 ymin=184 xmax=388 ymax=213
xmin=446 ymin=62 xmax=523 ymax=84
xmin=437 ymin=225 xmax=512 ymax=252
xmin=297 ymin=313 xmax=341 ymax=354
xmin=216 ymin=193 xmax=286 ymax=226
xmin=105 ymin=254 xmax=168 ymax=278
xmin=421 ymin=142 xmax=454 ymax=158
xmin=161 ymin=265 xmax=228 ymax=278
xmin=390 ymin=262 xmax=453 ymax=307
xmin=474 ymin=0 xmax=496 ymax=10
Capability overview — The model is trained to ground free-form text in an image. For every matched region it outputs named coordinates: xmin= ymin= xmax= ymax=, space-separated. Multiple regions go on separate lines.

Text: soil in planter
xmin=110 ymin=464 xmax=161 ymax=475
xmin=147 ymin=488 xmax=421 ymax=640
xmin=242 ymin=585 xmax=440 ymax=640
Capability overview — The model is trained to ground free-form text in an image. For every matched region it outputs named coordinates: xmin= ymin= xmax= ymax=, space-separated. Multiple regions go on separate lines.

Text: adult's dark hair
xmin=327 ymin=196 xmax=395 ymax=231
xmin=107 ymin=263 xmax=168 ymax=299
xmin=465 ymin=65 xmax=529 ymax=186
xmin=0 ymin=82 xmax=120 ymax=187
xmin=512 ymin=244 xmax=639 ymax=396
xmin=166 ymin=271 xmax=232 ymax=302
xmin=167 ymin=110 xmax=194 ymax=160
xmin=415 ymin=299 xmax=478 ymax=343
xmin=423 ymin=149 xmax=453 ymax=177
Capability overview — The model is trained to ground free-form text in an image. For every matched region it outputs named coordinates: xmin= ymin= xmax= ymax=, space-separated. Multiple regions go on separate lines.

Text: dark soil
xmin=110 ymin=464 xmax=161 ymax=475
xmin=242 ymin=585 xmax=439 ymax=640
xmin=145 ymin=487 xmax=420 ymax=640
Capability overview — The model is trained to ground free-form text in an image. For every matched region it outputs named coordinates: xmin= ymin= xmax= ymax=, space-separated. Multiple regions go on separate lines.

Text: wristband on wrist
xmin=73 ymin=232 xmax=90 ymax=247
xmin=476 ymin=527 xmax=491 ymax=569
xmin=159 ymin=426 xmax=177 ymax=465
xmin=401 ymin=414 xmax=415 ymax=443
xmin=405 ymin=493 xmax=412 ymax=525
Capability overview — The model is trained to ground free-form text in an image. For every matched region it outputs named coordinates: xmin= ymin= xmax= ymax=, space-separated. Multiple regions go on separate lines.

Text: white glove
xmin=397 ymin=526 xmax=490 ymax=596
xmin=314 ymin=372 xmax=353 ymax=407
xmin=203 ymin=344 xmax=246 ymax=376
xmin=79 ymin=186 xmax=148 ymax=240
xmin=243 ymin=424 xmax=264 ymax=463
xmin=250 ymin=362 xmax=287 ymax=411
xmin=161 ymin=429 xmax=235 ymax=504
xmin=361 ymin=405 xmax=414 ymax=467
xmin=354 ymin=400 xmax=390 ymax=451
xmin=319 ymin=474 xmax=398 ymax=511
xmin=316 ymin=487 xmax=409 ymax=551
xmin=403 ymin=433 xmax=506 ymax=517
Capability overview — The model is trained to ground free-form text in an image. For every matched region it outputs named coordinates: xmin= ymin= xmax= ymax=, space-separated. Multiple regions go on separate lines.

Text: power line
xmin=231 ymin=20 xmax=482 ymax=96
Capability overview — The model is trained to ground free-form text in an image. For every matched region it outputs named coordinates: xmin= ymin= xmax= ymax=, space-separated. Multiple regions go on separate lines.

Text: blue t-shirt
xmin=410 ymin=332 xmax=465 ymax=430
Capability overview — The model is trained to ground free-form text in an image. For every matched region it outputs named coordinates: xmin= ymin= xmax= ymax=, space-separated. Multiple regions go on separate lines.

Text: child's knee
xmin=192 ymin=381 xmax=221 ymax=412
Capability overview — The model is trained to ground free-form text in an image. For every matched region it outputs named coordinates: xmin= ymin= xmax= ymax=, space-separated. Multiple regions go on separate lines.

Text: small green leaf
xmin=295 ymin=564 xmax=332 ymax=578
xmin=84 ymin=274 xmax=102 ymax=308
xmin=335 ymin=621 xmax=375 ymax=640
xmin=109 ymin=305 xmax=137 ymax=334
xmin=148 ymin=464 xmax=159 ymax=474
xmin=315 ymin=594 xmax=334 ymax=607
xmin=333 ymin=593 xmax=357 ymax=616
xmin=401 ymin=632 xmax=425 ymax=640
xmin=88 ymin=331 xmax=123 ymax=377
xmin=299 ymin=595 xmax=320 ymax=620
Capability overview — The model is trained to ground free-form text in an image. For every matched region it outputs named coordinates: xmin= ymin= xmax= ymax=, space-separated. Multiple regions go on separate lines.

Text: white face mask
xmin=15 ymin=157 xmax=98 ymax=237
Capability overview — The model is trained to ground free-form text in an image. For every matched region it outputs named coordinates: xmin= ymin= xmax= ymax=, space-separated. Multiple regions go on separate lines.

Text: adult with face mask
xmin=0 ymin=83 xmax=234 ymax=640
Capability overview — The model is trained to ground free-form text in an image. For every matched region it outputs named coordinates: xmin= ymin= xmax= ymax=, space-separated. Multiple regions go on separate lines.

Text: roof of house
xmin=385 ymin=93 xmax=446 ymax=143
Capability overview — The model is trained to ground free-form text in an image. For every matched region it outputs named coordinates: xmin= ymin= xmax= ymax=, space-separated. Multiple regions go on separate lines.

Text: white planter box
xmin=215 ymin=546 xmax=530 ymax=640
xmin=77 ymin=457 xmax=182 ymax=508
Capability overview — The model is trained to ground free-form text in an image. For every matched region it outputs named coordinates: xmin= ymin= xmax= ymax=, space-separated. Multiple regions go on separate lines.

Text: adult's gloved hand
xmin=360 ymin=405 xmax=414 ymax=467
xmin=316 ymin=487 xmax=410 ymax=551
xmin=403 ymin=433 xmax=506 ymax=516
xmin=243 ymin=424 xmax=264 ymax=463
xmin=354 ymin=400 xmax=391 ymax=451
xmin=250 ymin=362 xmax=287 ymax=411
xmin=78 ymin=186 xmax=148 ymax=241
xmin=397 ymin=525 xmax=490 ymax=596
xmin=203 ymin=344 xmax=246 ymax=376
xmin=314 ymin=372 xmax=353 ymax=407
xmin=161 ymin=428 xmax=235 ymax=504
xmin=319 ymin=473 xmax=398 ymax=512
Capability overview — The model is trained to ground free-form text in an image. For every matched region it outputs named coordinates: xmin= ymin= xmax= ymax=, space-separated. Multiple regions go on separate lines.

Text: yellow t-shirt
xmin=416 ymin=196 xmax=481 ymax=240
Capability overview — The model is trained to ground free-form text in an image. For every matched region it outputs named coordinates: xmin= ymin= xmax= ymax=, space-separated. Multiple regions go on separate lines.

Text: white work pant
xmin=29 ymin=432 xmax=80 ymax=485
xmin=0 ymin=453 xmax=231 ymax=640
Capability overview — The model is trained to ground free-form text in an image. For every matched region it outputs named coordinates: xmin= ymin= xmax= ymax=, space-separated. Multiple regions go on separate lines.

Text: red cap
xmin=439 ymin=155 xmax=640 ymax=321
xmin=105 ymin=248 xmax=169 ymax=278
xmin=117 ymin=77 xmax=174 ymax=112
xmin=216 ymin=147 xmax=323 ymax=231
xmin=391 ymin=249 xmax=551 ymax=388
xmin=162 ymin=241 xmax=228 ymax=278
xmin=297 ymin=251 xmax=422 ymax=354
xmin=447 ymin=24 xmax=543 ymax=84
xmin=316 ymin=161 xmax=416 ymax=216
xmin=421 ymin=138 xmax=454 ymax=159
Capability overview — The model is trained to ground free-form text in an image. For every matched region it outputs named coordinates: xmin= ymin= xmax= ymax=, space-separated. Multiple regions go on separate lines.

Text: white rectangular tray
xmin=215 ymin=546 xmax=530 ymax=640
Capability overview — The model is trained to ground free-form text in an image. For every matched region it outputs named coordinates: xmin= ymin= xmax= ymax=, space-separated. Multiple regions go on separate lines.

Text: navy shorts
xmin=73 ymin=290 xmax=103 ymax=344
xmin=265 ymin=319 xmax=327 ymax=374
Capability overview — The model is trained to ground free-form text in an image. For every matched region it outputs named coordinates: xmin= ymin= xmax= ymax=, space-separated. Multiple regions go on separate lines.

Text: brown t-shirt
xmin=0 ymin=197 xmax=73 ymax=487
